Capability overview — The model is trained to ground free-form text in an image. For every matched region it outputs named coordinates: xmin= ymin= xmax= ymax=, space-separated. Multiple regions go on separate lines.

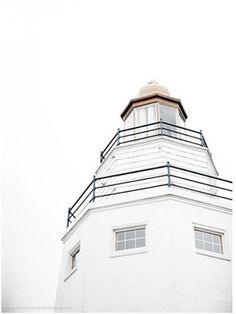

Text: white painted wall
xmin=55 ymin=194 xmax=232 ymax=312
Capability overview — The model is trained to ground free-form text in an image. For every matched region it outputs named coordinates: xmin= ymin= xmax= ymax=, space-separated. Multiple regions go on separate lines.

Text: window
xmin=134 ymin=104 xmax=157 ymax=139
xmin=159 ymin=104 xmax=177 ymax=136
xmin=71 ymin=248 xmax=80 ymax=270
xmin=64 ymin=243 xmax=80 ymax=281
xmin=135 ymin=104 xmax=156 ymax=126
xmin=159 ymin=104 xmax=177 ymax=124
xmin=194 ymin=228 xmax=223 ymax=254
xmin=193 ymin=223 xmax=231 ymax=261
xmin=115 ymin=227 xmax=145 ymax=251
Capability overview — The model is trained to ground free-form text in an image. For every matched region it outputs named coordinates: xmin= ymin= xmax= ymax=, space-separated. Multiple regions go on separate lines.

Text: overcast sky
xmin=1 ymin=0 xmax=235 ymax=312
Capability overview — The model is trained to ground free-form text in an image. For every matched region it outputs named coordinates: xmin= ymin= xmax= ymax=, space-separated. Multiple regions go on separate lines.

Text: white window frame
xmin=134 ymin=103 xmax=158 ymax=126
xmin=193 ymin=223 xmax=231 ymax=261
xmin=110 ymin=222 xmax=148 ymax=258
xmin=64 ymin=241 xmax=81 ymax=281
xmin=133 ymin=104 xmax=158 ymax=140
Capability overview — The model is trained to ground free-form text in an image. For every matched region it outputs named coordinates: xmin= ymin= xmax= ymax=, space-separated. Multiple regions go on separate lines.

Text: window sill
xmin=196 ymin=250 xmax=231 ymax=261
xmin=64 ymin=267 xmax=78 ymax=282
xmin=110 ymin=247 xmax=147 ymax=258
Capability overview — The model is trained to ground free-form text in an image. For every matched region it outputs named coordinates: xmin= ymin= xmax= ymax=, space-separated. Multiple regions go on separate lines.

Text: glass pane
xmin=116 ymin=231 xmax=125 ymax=241
xmin=213 ymin=234 xmax=221 ymax=244
xmin=71 ymin=256 xmax=76 ymax=269
xmin=204 ymin=241 xmax=214 ymax=252
xmin=71 ymin=250 xmax=79 ymax=269
xmin=160 ymin=104 xmax=177 ymax=124
xmin=136 ymin=228 xmax=145 ymax=238
xmin=136 ymin=238 xmax=145 ymax=248
xmin=126 ymin=230 xmax=135 ymax=240
xmin=195 ymin=240 xmax=204 ymax=250
xmin=138 ymin=107 xmax=147 ymax=125
xmin=213 ymin=244 xmax=223 ymax=254
xmin=126 ymin=240 xmax=135 ymax=249
xmin=195 ymin=230 xmax=203 ymax=240
xmin=203 ymin=232 xmax=213 ymax=242
xmin=116 ymin=241 xmax=125 ymax=251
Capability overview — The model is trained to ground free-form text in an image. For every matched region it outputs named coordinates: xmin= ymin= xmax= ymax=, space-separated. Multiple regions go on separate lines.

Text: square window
xmin=114 ymin=227 xmax=146 ymax=252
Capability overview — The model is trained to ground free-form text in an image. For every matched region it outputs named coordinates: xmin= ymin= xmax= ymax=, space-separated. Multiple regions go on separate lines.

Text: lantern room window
xmin=159 ymin=104 xmax=177 ymax=125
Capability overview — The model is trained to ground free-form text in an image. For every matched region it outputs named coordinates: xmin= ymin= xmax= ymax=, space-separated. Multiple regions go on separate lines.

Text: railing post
xmin=117 ymin=128 xmax=120 ymax=145
xmin=160 ymin=118 xmax=163 ymax=135
xmin=92 ymin=175 xmax=96 ymax=202
xmin=66 ymin=208 xmax=71 ymax=228
xmin=167 ymin=161 xmax=171 ymax=187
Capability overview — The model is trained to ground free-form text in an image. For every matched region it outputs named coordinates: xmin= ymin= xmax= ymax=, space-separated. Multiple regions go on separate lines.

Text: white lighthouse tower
xmin=55 ymin=81 xmax=232 ymax=312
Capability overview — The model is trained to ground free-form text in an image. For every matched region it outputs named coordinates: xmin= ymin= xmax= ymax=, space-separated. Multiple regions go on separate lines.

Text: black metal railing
xmin=66 ymin=162 xmax=232 ymax=227
xmin=100 ymin=120 xmax=208 ymax=163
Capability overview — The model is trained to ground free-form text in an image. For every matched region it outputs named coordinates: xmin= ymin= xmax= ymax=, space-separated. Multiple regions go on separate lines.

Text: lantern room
xmin=121 ymin=81 xmax=188 ymax=129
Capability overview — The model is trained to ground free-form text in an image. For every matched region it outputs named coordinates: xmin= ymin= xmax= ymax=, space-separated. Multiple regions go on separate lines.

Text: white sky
xmin=1 ymin=0 xmax=235 ymax=312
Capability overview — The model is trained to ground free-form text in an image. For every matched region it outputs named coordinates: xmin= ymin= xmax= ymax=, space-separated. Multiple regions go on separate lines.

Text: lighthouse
xmin=55 ymin=81 xmax=232 ymax=312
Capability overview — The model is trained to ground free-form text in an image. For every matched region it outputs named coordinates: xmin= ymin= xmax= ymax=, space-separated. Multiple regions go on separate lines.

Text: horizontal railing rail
xmin=100 ymin=120 xmax=208 ymax=163
xmin=66 ymin=162 xmax=232 ymax=227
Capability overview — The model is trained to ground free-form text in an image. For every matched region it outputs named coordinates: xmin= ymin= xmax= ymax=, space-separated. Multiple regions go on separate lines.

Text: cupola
xmin=121 ymin=81 xmax=188 ymax=129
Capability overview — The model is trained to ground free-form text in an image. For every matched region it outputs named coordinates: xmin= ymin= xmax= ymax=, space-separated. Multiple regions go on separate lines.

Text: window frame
xmin=193 ymin=223 xmax=230 ymax=261
xmin=64 ymin=242 xmax=81 ymax=281
xmin=110 ymin=222 xmax=148 ymax=258
xmin=71 ymin=247 xmax=80 ymax=270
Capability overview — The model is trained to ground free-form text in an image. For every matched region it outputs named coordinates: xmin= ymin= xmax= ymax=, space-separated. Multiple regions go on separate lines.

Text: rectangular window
xmin=115 ymin=227 xmax=146 ymax=251
xmin=64 ymin=242 xmax=81 ymax=281
xmin=194 ymin=228 xmax=223 ymax=254
xmin=159 ymin=104 xmax=177 ymax=137
xmin=159 ymin=104 xmax=177 ymax=124
xmin=71 ymin=247 xmax=80 ymax=270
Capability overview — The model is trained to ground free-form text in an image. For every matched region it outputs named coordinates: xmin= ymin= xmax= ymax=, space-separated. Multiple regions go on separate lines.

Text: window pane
xmin=160 ymin=104 xmax=176 ymax=124
xmin=203 ymin=232 xmax=213 ymax=242
xmin=126 ymin=230 xmax=135 ymax=240
xmin=116 ymin=231 xmax=125 ymax=241
xmin=136 ymin=228 xmax=145 ymax=238
xmin=116 ymin=241 xmax=125 ymax=251
xmin=195 ymin=230 xmax=203 ymax=240
xmin=126 ymin=240 xmax=135 ymax=249
xmin=136 ymin=238 xmax=145 ymax=248
xmin=115 ymin=227 xmax=146 ymax=252
xmin=213 ymin=234 xmax=221 ymax=244
xmin=195 ymin=240 xmax=204 ymax=250
xmin=213 ymin=244 xmax=223 ymax=254
xmin=204 ymin=241 xmax=213 ymax=252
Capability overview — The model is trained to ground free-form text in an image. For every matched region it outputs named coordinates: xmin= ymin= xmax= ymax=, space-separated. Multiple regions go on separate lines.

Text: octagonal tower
xmin=55 ymin=82 xmax=232 ymax=312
